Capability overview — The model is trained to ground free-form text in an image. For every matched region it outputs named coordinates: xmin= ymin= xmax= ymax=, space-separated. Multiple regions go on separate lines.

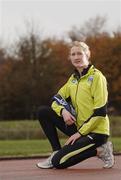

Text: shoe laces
xmin=101 ymin=144 xmax=112 ymax=162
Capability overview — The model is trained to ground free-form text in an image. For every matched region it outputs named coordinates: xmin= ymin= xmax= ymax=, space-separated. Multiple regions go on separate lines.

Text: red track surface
xmin=0 ymin=156 xmax=121 ymax=180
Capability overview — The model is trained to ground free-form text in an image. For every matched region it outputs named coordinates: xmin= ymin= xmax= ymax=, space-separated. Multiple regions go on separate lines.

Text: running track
xmin=0 ymin=156 xmax=121 ymax=180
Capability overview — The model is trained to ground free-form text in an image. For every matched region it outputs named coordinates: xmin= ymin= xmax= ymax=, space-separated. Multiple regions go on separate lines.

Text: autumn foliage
xmin=0 ymin=18 xmax=121 ymax=120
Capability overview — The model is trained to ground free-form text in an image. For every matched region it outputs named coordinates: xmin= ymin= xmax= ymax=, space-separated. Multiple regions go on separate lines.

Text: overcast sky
xmin=0 ymin=0 xmax=121 ymax=45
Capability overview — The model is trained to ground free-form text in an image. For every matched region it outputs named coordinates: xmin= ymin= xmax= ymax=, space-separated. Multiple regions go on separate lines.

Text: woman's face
xmin=70 ymin=46 xmax=89 ymax=69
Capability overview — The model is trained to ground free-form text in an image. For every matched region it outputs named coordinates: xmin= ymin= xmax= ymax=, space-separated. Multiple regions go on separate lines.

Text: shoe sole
xmin=36 ymin=163 xmax=54 ymax=169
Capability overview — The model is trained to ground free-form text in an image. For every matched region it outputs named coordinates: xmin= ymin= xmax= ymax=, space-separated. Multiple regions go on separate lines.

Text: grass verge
xmin=0 ymin=139 xmax=65 ymax=157
xmin=0 ymin=137 xmax=120 ymax=158
xmin=0 ymin=116 xmax=121 ymax=139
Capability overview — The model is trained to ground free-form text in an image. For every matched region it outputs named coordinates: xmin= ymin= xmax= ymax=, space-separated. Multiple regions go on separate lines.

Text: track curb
xmin=0 ymin=152 xmax=121 ymax=161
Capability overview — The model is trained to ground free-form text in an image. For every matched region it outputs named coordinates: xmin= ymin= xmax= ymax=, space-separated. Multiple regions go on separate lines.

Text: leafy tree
xmin=0 ymin=17 xmax=121 ymax=119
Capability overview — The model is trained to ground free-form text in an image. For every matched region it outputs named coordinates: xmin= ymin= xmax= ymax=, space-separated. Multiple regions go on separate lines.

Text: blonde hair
xmin=70 ymin=41 xmax=91 ymax=59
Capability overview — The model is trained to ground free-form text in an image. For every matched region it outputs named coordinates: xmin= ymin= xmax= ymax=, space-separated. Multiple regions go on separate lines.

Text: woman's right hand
xmin=61 ymin=108 xmax=76 ymax=126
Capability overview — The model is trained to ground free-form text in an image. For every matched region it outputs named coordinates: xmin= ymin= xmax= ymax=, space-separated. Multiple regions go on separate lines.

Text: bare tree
xmin=68 ymin=15 xmax=107 ymax=41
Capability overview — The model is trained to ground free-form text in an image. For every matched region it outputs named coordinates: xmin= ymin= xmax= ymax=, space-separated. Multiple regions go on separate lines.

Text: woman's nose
xmin=75 ymin=54 xmax=79 ymax=59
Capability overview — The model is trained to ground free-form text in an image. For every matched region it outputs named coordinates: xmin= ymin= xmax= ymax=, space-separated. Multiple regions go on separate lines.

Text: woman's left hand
xmin=65 ymin=132 xmax=81 ymax=145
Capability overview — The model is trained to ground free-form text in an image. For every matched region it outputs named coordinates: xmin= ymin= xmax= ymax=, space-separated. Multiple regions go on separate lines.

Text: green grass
xmin=0 ymin=116 xmax=121 ymax=140
xmin=0 ymin=118 xmax=121 ymax=157
xmin=111 ymin=137 xmax=121 ymax=153
xmin=0 ymin=120 xmax=66 ymax=139
xmin=0 ymin=138 xmax=120 ymax=157
xmin=0 ymin=139 xmax=66 ymax=157
xmin=0 ymin=120 xmax=42 ymax=140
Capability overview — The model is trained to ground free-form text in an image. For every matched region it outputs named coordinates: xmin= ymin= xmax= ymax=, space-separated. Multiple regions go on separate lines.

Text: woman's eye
xmin=71 ymin=52 xmax=82 ymax=56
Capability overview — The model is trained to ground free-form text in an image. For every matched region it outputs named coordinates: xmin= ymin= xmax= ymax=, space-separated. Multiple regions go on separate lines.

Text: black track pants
xmin=38 ymin=106 xmax=77 ymax=151
xmin=38 ymin=106 xmax=108 ymax=169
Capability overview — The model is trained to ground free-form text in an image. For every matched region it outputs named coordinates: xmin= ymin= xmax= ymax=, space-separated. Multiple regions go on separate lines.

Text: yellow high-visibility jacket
xmin=51 ymin=65 xmax=110 ymax=136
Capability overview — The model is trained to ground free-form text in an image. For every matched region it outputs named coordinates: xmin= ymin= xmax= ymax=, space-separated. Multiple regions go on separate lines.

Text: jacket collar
xmin=73 ymin=64 xmax=93 ymax=80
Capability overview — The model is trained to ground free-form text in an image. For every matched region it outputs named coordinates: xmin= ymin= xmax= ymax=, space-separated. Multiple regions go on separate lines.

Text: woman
xmin=36 ymin=41 xmax=114 ymax=169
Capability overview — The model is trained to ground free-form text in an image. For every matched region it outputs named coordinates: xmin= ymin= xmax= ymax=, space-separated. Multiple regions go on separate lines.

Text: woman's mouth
xmin=75 ymin=60 xmax=81 ymax=63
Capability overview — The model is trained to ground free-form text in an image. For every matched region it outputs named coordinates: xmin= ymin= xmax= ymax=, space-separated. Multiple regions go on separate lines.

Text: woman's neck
xmin=77 ymin=65 xmax=89 ymax=76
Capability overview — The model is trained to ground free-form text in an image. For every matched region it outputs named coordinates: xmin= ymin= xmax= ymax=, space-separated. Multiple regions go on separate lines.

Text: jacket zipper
xmin=75 ymin=79 xmax=79 ymax=125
